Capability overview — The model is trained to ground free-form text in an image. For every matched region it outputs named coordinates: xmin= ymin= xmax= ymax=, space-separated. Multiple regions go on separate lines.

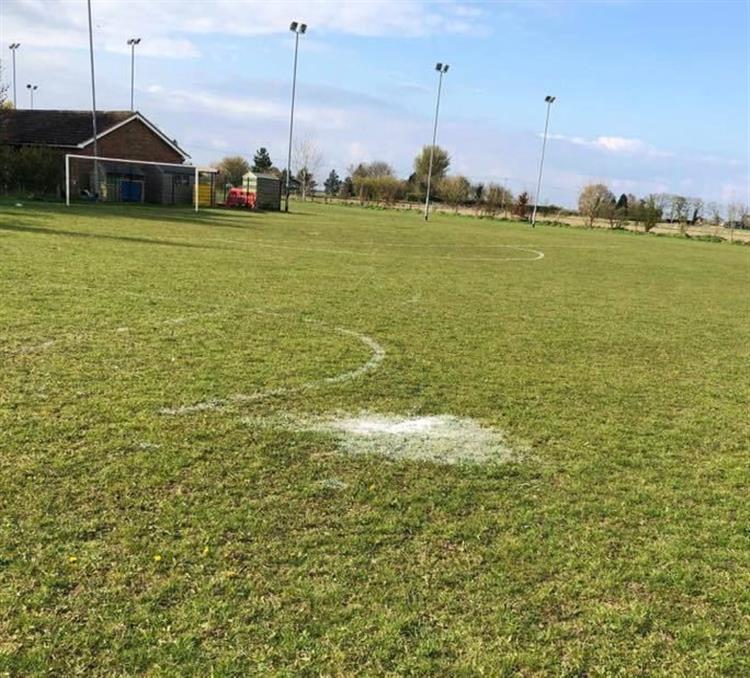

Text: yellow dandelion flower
xmin=153 ymin=554 xmax=162 ymax=562
xmin=68 ymin=556 xmax=77 ymax=563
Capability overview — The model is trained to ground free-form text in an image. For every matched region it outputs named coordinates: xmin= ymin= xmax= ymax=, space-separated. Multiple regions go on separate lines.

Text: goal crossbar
xmin=65 ymin=153 xmax=218 ymax=212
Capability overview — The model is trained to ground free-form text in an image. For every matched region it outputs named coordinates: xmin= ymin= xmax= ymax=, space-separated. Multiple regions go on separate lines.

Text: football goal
xmin=64 ymin=154 xmax=218 ymax=212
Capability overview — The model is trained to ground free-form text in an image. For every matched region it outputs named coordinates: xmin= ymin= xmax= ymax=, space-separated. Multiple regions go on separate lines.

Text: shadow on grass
xmin=0 ymin=221 xmax=225 ymax=250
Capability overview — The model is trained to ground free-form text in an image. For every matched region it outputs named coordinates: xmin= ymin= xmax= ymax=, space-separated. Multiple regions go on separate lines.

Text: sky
xmin=1 ymin=0 xmax=748 ymax=207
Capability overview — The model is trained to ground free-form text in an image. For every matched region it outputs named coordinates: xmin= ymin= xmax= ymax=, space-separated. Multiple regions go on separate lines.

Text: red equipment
xmin=225 ymin=188 xmax=256 ymax=209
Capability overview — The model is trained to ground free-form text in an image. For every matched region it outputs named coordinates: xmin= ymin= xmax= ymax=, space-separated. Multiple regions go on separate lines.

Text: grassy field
xmin=1 ymin=199 xmax=748 ymax=675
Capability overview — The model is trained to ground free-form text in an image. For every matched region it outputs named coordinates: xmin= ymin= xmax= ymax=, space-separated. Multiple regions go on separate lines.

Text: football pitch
xmin=1 ymin=200 xmax=748 ymax=674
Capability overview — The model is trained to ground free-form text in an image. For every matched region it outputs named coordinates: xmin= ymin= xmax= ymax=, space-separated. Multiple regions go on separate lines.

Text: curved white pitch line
xmin=180 ymin=236 xmax=544 ymax=262
xmin=160 ymin=320 xmax=385 ymax=416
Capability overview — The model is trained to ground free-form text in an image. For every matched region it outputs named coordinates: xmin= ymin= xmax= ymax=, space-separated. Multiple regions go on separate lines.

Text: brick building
xmin=0 ymin=109 xmax=213 ymax=204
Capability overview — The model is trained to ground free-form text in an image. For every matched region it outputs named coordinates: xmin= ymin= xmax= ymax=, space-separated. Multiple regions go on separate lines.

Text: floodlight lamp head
xmin=299 ymin=23 xmax=307 ymax=34
xmin=435 ymin=62 xmax=442 ymax=71
xmin=10 ymin=43 xmax=20 ymax=49
xmin=545 ymin=95 xmax=556 ymax=103
xmin=443 ymin=64 xmax=450 ymax=73
xmin=290 ymin=21 xmax=298 ymax=31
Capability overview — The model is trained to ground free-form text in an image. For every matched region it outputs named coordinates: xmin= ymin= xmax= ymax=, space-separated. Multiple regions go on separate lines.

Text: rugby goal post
xmin=65 ymin=153 xmax=218 ymax=212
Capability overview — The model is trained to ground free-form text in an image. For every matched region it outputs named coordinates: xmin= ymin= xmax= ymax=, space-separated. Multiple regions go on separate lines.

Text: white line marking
xmin=177 ymin=236 xmax=545 ymax=263
xmin=2 ymin=339 xmax=56 ymax=356
xmin=160 ymin=314 xmax=386 ymax=416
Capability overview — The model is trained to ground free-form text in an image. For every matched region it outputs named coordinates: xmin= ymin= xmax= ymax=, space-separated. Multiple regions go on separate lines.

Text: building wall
xmin=78 ymin=118 xmax=185 ymax=164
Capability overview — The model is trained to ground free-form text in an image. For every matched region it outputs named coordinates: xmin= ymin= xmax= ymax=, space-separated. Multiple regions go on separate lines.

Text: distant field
xmin=1 ymin=200 xmax=748 ymax=674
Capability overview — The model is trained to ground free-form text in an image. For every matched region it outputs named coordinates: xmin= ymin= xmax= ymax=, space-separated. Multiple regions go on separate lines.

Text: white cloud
xmin=547 ymin=132 xmax=675 ymax=158
xmin=1 ymin=0 xmax=489 ymax=60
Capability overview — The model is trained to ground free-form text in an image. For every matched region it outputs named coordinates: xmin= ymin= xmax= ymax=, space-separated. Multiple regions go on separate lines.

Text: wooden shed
xmin=242 ymin=171 xmax=281 ymax=211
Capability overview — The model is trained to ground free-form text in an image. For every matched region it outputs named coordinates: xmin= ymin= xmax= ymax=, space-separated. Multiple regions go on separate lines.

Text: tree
xmin=413 ymin=145 xmax=450 ymax=197
xmin=479 ymin=184 xmax=512 ymax=218
xmin=339 ymin=176 xmax=354 ymax=199
xmin=578 ymin=183 xmax=615 ymax=227
xmin=0 ymin=60 xmax=10 ymax=109
xmin=612 ymin=193 xmax=629 ymax=229
xmin=215 ymin=155 xmax=249 ymax=187
xmin=631 ymin=195 xmax=662 ymax=232
xmin=296 ymin=166 xmax=316 ymax=200
xmin=252 ymin=147 xmax=273 ymax=173
xmin=687 ymin=197 xmax=704 ymax=224
xmin=438 ymin=175 xmax=471 ymax=212
xmin=473 ymin=182 xmax=484 ymax=204
xmin=706 ymin=201 xmax=722 ymax=226
xmin=514 ymin=191 xmax=530 ymax=219
xmin=323 ymin=169 xmax=342 ymax=198
xmin=293 ymin=136 xmax=323 ymax=200
xmin=601 ymin=196 xmax=617 ymax=228
xmin=348 ymin=161 xmax=396 ymax=203
xmin=349 ymin=161 xmax=395 ymax=179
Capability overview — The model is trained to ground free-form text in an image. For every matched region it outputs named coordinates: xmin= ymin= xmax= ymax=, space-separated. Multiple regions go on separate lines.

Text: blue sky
xmin=2 ymin=0 xmax=748 ymax=207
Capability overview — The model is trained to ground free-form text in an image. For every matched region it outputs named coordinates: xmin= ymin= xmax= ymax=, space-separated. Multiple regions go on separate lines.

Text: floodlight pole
xmin=26 ymin=84 xmax=37 ymax=109
xmin=87 ymin=0 xmax=100 ymax=199
xmin=285 ymin=22 xmax=306 ymax=213
xmin=531 ymin=95 xmax=556 ymax=227
xmin=127 ymin=38 xmax=140 ymax=111
xmin=9 ymin=44 xmax=20 ymax=107
xmin=424 ymin=63 xmax=449 ymax=222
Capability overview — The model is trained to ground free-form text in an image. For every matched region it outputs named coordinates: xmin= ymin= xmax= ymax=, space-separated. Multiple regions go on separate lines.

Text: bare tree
xmin=293 ymin=136 xmax=323 ymax=201
xmin=578 ymin=183 xmax=615 ymax=227
xmin=687 ymin=197 xmax=704 ymax=224
xmin=706 ymin=202 xmax=722 ymax=226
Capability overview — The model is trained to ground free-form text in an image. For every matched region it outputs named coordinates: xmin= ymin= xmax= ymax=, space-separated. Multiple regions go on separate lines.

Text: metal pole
xmin=194 ymin=166 xmax=199 ymax=212
xmin=130 ymin=42 xmax=135 ymax=111
xmin=424 ymin=69 xmax=444 ymax=222
xmin=285 ymin=31 xmax=300 ymax=213
xmin=11 ymin=47 xmax=17 ymax=107
xmin=29 ymin=87 xmax=34 ymax=109
xmin=531 ymin=98 xmax=554 ymax=227
xmin=87 ymin=0 xmax=100 ymax=199
xmin=65 ymin=154 xmax=70 ymax=206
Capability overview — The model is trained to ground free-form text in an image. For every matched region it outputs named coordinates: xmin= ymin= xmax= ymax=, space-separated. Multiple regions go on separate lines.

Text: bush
xmin=0 ymin=146 xmax=63 ymax=196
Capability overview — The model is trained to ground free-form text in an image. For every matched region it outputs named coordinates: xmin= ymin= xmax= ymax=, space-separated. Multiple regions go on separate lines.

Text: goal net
xmin=65 ymin=154 xmax=218 ymax=211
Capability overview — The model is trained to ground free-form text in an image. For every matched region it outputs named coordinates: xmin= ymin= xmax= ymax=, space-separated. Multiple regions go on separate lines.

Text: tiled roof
xmin=0 ymin=109 xmax=134 ymax=147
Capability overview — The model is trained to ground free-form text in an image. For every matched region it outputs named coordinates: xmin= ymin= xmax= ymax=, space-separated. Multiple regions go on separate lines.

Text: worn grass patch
xmin=1 ymin=199 xmax=749 ymax=675
xmin=242 ymin=412 xmax=518 ymax=465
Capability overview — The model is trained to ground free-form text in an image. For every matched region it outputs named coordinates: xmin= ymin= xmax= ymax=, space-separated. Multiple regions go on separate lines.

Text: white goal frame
xmin=65 ymin=153 xmax=217 ymax=212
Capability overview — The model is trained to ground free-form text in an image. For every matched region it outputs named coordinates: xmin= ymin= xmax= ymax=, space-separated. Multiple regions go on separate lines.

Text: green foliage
xmin=351 ymin=175 xmax=405 ymax=204
xmin=251 ymin=147 xmax=273 ymax=173
xmin=323 ymin=169 xmax=342 ymax=196
xmin=215 ymin=155 xmax=250 ymax=187
xmin=413 ymin=145 xmax=450 ymax=196
xmin=437 ymin=175 xmax=471 ymax=211
xmin=514 ymin=191 xmax=530 ymax=219
xmin=0 ymin=200 xmax=747 ymax=674
xmin=296 ymin=166 xmax=316 ymax=198
xmin=0 ymin=146 xmax=63 ymax=195
xmin=479 ymin=184 xmax=513 ymax=218
xmin=339 ymin=175 xmax=354 ymax=198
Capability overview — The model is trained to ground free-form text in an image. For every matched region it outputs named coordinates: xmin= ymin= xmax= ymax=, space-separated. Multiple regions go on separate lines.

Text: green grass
xmin=1 ymin=200 xmax=748 ymax=675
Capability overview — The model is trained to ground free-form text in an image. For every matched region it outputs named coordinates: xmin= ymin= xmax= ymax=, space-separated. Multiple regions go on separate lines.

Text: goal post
xmin=64 ymin=154 xmax=217 ymax=212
